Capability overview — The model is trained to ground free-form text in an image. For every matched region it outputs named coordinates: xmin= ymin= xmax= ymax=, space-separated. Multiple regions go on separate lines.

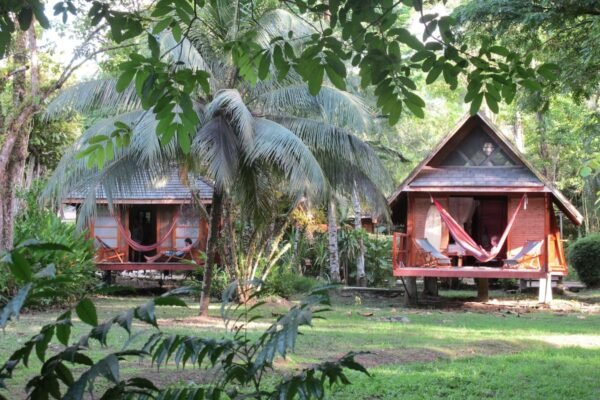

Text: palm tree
xmin=45 ymin=1 xmax=391 ymax=315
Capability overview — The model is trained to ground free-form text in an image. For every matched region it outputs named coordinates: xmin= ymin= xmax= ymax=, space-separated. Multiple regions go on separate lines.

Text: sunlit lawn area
xmin=2 ymin=289 xmax=600 ymax=399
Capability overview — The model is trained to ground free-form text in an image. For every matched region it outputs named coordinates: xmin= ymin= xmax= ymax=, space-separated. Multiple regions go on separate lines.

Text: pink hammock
xmin=113 ymin=208 xmax=180 ymax=252
xmin=431 ymin=195 xmax=526 ymax=263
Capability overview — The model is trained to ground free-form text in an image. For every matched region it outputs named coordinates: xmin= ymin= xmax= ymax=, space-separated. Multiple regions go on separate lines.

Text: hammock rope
xmin=431 ymin=195 xmax=526 ymax=263
xmin=113 ymin=208 xmax=181 ymax=252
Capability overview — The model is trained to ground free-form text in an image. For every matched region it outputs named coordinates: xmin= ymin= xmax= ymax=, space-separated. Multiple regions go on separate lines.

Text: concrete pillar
xmin=476 ymin=278 xmax=489 ymax=302
xmin=422 ymin=277 xmax=439 ymax=297
xmin=538 ymin=273 xmax=553 ymax=303
xmin=404 ymin=277 xmax=418 ymax=306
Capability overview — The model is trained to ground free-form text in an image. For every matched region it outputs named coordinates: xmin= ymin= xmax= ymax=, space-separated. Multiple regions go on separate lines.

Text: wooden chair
xmin=414 ymin=238 xmax=452 ymax=268
xmin=95 ymin=236 xmax=125 ymax=263
xmin=503 ymin=240 xmax=543 ymax=270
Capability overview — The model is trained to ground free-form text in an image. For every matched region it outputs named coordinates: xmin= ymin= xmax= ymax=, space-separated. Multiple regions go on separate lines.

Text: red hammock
xmin=431 ymin=195 xmax=526 ymax=263
xmin=113 ymin=208 xmax=180 ymax=252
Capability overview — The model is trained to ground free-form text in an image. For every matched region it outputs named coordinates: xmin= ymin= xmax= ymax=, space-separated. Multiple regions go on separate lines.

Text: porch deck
xmin=393 ymin=266 xmax=563 ymax=279
xmin=97 ymin=262 xmax=201 ymax=271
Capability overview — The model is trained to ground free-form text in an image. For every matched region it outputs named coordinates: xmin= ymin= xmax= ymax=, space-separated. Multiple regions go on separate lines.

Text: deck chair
xmin=503 ymin=240 xmax=543 ymax=270
xmin=144 ymin=244 xmax=196 ymax=263
xmin=414 ymin=238 xmax=452 ymax=267
xmin=95 ymin=236 xmax=125 ymax=263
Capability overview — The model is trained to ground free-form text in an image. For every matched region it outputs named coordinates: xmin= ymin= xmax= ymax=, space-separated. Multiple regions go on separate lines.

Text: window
xmin=441 ymin=130 xmax=515 ymax=166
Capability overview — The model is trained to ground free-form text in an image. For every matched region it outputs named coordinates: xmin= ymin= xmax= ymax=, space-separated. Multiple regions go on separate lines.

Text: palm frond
xmin=248 ymin=118 xmax=326 ymax=201
xmin=253 ymin=9 xmax=313 ymax=48
xmin=254 ymin=84 xmax=372 ymax=131
xmin=267 ymin=115 xmax=391 ymax=190
xmin=44 ymin=79 xmax=140 ymax=118
xmin=205 ymin=89 xmax=255 ymax=147
xmin=191 ymin=116 xmax=241 ymax=190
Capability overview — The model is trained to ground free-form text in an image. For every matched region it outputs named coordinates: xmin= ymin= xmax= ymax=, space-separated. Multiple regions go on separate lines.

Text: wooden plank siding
xmin=400 ymin=193 xmax=560 ymax=272
xmin=408 ymin=194 xmax=448 ymax=266
xmin=90 ymin=204 xmax=210 ymax=268
xmin=507 ymin=194 xmax=545 ymax=264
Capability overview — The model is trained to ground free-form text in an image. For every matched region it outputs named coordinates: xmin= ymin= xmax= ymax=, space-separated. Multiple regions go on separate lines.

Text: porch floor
xmin=97 ymin=262 xmax=200 ymax=271
xmin=393 ymin=266 xmax=560 ymax=279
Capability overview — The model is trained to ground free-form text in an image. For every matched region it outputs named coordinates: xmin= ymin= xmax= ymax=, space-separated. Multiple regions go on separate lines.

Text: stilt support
xmin=422 ymin=277 xmax=438 ymax=297
xmin=519 ymin=279 xmax=528 ymax=291
xmin=404 ymin=277 xmax=418 ymax=306
xmin=476 ymin=278 xmax=489 ymax=302
xmin=538 ymin=273 xmax=553 ymax=304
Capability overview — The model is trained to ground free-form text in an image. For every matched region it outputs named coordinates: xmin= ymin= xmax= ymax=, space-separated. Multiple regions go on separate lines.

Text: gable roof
xmin=389 ymin=112 xmax=583 ymax=225
xmin=64 ymin=170 xmax=214 ymax=205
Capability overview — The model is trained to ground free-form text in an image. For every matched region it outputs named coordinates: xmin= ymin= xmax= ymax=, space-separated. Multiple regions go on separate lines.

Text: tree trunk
xmin=199 ymin=187 xmax=224 ymax=316
xmin=352 ymin=187 xmax=366 ymax=286
xmin=0 ymin=30 xmax=31 ymax=252
xmin=327 ymin=200 xmax=340 ymax=282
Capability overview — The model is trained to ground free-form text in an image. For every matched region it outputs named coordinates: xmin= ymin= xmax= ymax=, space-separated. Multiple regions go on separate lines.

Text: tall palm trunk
xmin=352 ymin=186 xmax=366 ymax=287
xmin=199 ymin=187 xmax=224 ymax=316
xmin=327 ymin=200 xmax=340 ymax=282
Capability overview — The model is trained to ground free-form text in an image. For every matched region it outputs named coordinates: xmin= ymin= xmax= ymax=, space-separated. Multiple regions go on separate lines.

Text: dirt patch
xmin=453 ymin=339 xmax=528 ymax=357
xmin=412 ymin=297 xmax=600 ymax=315
xmin=354 ymin=348 xmax=446 ymax=368
xmin=157 ymin=315 xmax=273 ymax=330
xmin=329 ymin=339 xmax=525 ymax=369
xmin=537 ymin=334 xmax=600 ymax=348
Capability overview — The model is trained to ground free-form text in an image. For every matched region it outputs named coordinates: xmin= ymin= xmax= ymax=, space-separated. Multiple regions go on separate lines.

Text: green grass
xmin=2 ymin=290 xmax=600 ymax=399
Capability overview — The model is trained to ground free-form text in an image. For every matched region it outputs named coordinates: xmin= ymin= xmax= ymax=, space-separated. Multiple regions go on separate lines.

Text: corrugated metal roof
xmin=67 ymin=171 xmax=213 ymax=202
xmin=410 ymin=166 xmax=542 ymax=187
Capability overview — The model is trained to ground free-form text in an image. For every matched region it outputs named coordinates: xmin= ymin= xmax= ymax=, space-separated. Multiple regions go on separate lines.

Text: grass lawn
xmin=2 ymin=289 xmax=600 ymax=399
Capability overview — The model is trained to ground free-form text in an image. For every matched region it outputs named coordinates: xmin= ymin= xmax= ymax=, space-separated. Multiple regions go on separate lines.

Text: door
xmin=128 ymin=206 xmax=157 ymax=261
xmin=472 ymin=197 xmax=508 ymax=259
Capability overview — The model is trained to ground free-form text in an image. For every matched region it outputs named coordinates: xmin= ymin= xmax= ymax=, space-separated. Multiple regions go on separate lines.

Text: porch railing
xmin=392 ymin=232 xmax=409 ymax=272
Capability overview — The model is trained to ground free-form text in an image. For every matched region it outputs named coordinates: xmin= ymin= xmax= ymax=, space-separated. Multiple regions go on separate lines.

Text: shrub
xmin=363 ymin=234 xmax=393 ymax=287
xmin=263 ymin=267 xmax=320 ymax=298
xmin=567 ymin=233 xmax=600 ymax=287
xmin=7 ymin=181 xmax=97 ymax=306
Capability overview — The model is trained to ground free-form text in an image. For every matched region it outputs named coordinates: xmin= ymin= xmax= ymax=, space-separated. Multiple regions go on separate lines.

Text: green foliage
xmin=28 ymin=114 xmax=81 ymax=174
xmin=9 ymin=182 xmax=97 ymax=306
xmin=454 ymin=0 xmax=600 ymax=100
xmin=182 ymin=267 xmax=231 ymax=301
xmin=363 ymin=235 xmax=393 ymax=287
xmin=340 ymin=230 xmax=393 ymax=287
xmin=0 ymin=269 xmax=367 ymax=399
xmin=4 ymin=0 xmax=563 ymax=167
xmin=0 ymin=241 xmax=69 ymax=330
xmin=263 ymin=268 xmax=320 ymax=298
xmin=0 ymin=290 xmax=186 ymax=399
xmin=567 ymin=234 xmax=600 ymax=287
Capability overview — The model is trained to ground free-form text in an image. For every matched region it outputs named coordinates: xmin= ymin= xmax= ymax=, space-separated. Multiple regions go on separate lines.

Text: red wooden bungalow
xmin=64 ymin=171 xmax=212 ymax=272
xmin=389 ymin=113 xmax=583 ymax=304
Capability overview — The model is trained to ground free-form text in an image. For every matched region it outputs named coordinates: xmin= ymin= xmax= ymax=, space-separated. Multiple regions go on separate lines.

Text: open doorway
xmin=447 ymin=196 xmax=508 ymax=265
xmin=471 ymin=197 xmax=507 ymax=263
xmin=128 ymin=206 xmax=157 ymax=261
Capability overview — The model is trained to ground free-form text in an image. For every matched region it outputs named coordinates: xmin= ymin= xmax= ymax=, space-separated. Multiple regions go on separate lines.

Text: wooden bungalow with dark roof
xmin=389 ymin=113 xmax=583 ymax=304
xmin=64 ymin=171 xmax=212 ymax=272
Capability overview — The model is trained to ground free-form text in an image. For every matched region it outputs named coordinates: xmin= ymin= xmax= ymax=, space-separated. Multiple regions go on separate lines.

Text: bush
xmin=5 ymin=181 xmax=97 ymax=306
xmin=263 ymin=267 xmax=320 ymax=298
xmin=363 ymin=234 xmax=393 ymax=287
xmin=567 ymin=233 xmax=600 ymax=287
